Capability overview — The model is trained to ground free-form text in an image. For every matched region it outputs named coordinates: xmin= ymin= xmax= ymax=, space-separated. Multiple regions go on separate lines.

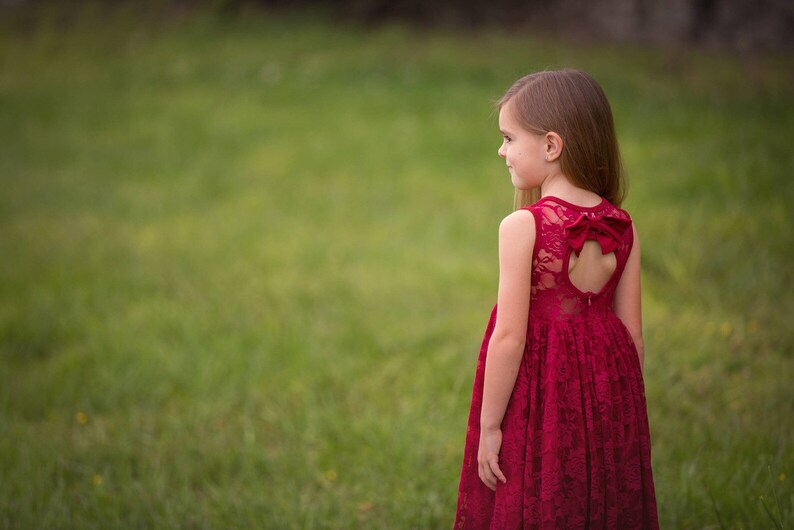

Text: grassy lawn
xmin=1 ymin=4 xmax=792 ymax=528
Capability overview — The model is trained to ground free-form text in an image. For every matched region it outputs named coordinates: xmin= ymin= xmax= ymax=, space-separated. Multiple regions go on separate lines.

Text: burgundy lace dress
xmin=454 ymin=196 xmax=659 ymax=529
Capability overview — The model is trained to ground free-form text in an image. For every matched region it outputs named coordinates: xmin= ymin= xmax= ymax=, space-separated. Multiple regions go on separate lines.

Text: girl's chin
xmin=510 ymin=174 xmax=524 ymax=188
xmin=510 ymin=173 xmax=538 ymax=191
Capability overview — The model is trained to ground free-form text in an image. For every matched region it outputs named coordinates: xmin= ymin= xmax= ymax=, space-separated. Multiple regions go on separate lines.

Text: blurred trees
xmin=3 ymin=0 xmax=792 ymax=50
xmin=233 ymin=0 xmax=794 ymax=50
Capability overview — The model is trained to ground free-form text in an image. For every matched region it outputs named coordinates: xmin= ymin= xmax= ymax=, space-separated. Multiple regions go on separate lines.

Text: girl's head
xmin=498 ymin=69 xmax=626 ymax=208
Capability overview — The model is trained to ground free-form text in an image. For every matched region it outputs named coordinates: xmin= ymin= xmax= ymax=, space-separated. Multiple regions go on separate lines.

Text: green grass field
xmin=1 ymin=4 xmax=792 ymax=528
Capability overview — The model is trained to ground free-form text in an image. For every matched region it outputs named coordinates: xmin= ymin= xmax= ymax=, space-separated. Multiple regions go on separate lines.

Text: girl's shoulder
xmin=604 ymin=200 xmax=633 ymax=222
xmin=499 ymin=207 xmax=536 ymax=233
xmin=497 ymin=208 xmax=537 ymax=256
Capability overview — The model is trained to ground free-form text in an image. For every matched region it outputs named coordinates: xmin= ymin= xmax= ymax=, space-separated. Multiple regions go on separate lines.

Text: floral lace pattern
xmin=454 ymin=196 xmax=659 ymax=529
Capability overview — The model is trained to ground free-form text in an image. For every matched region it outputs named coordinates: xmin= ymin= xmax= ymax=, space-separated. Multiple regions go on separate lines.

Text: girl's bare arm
xmin=477 ymin=209 xmax=535 ymax=490
xmin=613 ymin=222 xmax=644 ymax=372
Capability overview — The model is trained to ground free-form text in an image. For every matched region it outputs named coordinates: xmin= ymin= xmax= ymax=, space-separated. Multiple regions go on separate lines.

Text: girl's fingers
xmin=489 ymin=458 xmax=507 ymax=483
xmin=480 ymin=465 xmax=496 ymax=489
xmin=478 ymin=462 xmax=496 ymax=491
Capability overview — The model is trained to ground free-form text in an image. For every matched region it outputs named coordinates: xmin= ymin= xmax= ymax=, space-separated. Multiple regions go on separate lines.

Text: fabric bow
xmin=563 ymin=213 xmax=632 ymax=255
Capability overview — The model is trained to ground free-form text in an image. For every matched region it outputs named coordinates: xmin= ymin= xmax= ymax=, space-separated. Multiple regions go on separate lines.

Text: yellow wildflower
xmin=720 ymin=321 xmax=732 ymax=337
xmin=76 ymin=412 xmax=88 ymax=425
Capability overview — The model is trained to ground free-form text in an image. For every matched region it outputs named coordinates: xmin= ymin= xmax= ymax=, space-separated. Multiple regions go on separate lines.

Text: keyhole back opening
xmin=567 ymin=240 xmax=617 ymax=294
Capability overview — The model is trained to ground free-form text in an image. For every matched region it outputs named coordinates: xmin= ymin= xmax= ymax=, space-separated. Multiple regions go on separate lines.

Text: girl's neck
xmin=540 ymin=173 xmax=603 ymax=208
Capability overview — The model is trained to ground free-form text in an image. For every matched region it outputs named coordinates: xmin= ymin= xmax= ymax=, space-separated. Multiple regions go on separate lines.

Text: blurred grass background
xmin=0 ymin=3 xmax=792 ymax=528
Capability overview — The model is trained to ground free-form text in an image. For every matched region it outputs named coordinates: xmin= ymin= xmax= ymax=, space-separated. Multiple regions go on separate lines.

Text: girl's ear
xmin=544 ymin=132 xmax=563 ymax=162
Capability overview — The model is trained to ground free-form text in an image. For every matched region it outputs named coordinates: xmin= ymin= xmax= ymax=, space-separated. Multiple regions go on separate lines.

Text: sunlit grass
xmin=0 ymin=3 xmax=792 ymax=528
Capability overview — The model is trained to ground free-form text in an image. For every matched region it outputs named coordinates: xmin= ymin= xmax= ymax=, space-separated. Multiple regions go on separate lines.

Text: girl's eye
xmin=503 ymin=136 xmax=511 ymax=143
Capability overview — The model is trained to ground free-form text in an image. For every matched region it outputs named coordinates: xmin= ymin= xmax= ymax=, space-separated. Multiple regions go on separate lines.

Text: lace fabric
xmin=454 ymin=196 xmax=659 ymax=529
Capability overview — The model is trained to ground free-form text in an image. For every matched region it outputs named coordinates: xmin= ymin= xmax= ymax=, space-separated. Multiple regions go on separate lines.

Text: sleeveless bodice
xmin=525 ymin=195 xmax=633 ymax=321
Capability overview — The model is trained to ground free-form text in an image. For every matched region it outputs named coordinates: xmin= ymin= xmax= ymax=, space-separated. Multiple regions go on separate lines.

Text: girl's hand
xmin=477 ymin=427 xmax=507 ymax=491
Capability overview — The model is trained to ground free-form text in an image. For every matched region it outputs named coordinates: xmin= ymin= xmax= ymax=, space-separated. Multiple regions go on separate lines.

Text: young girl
xmin=454 ymin=69 xmax=659 ymax=529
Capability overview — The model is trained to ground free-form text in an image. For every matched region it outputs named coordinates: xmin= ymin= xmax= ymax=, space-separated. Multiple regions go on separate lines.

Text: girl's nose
xmin=498 ymin=144 xmax=506 ymax=158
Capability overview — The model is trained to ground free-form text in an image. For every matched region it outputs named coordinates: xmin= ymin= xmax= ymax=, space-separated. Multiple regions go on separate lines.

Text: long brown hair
xmin=498 ymin=69 xmax=626 ymax=209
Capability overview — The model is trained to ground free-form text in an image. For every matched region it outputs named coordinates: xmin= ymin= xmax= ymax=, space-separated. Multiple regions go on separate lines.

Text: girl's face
xmin=497 ymin=101 xmax=549 ymax=190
